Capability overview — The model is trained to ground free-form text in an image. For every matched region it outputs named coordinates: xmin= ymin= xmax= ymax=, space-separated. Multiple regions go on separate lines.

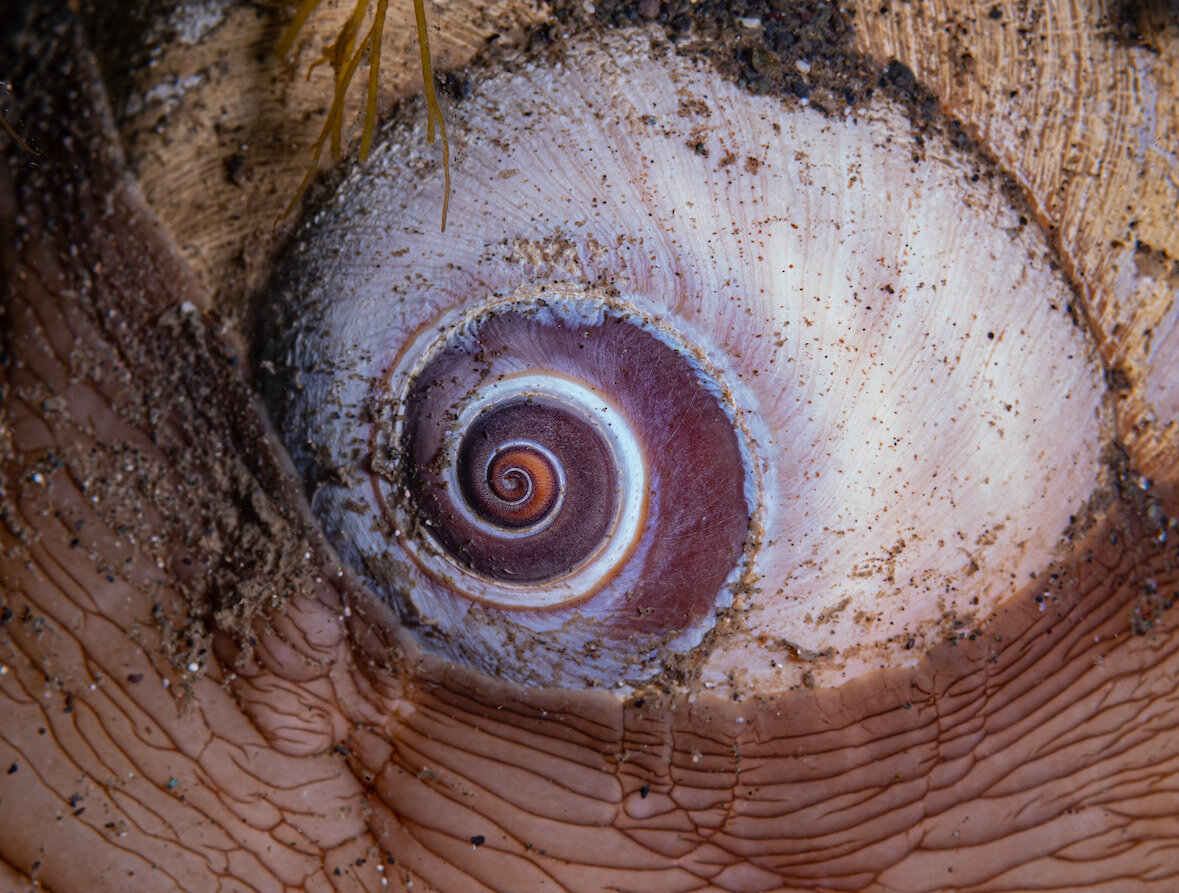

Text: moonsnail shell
xmin=260 ymin=29 xmax=1106 ymax=690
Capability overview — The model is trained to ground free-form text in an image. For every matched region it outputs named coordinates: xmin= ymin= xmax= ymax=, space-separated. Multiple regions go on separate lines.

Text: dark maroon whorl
xmin=423 ymin=399 xmax=615 ymax=582
xmin=397 ymin=303 xmax=750 ymax=635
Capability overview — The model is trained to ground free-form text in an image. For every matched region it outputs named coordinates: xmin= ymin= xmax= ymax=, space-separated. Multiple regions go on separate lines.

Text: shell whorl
xmin=388 ymin=299 xmax=752 ymax=622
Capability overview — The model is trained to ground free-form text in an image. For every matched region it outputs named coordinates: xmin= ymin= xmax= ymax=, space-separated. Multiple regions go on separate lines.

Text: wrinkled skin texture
xmin=2 ymin=7 xmax=1178 ymax=893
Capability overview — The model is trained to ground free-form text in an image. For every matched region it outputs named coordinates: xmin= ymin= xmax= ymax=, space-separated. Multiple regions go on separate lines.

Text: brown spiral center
xmin=482 ymin=446 xmax=559 ymax=526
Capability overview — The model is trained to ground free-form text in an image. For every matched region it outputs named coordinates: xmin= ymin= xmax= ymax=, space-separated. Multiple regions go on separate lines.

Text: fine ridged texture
xmin=849 ymin=0 xmax=1179 ymax=494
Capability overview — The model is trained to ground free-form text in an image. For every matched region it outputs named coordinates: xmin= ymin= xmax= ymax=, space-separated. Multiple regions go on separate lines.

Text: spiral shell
xmin=259 ymin=30 xmax=1108 ymax=689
